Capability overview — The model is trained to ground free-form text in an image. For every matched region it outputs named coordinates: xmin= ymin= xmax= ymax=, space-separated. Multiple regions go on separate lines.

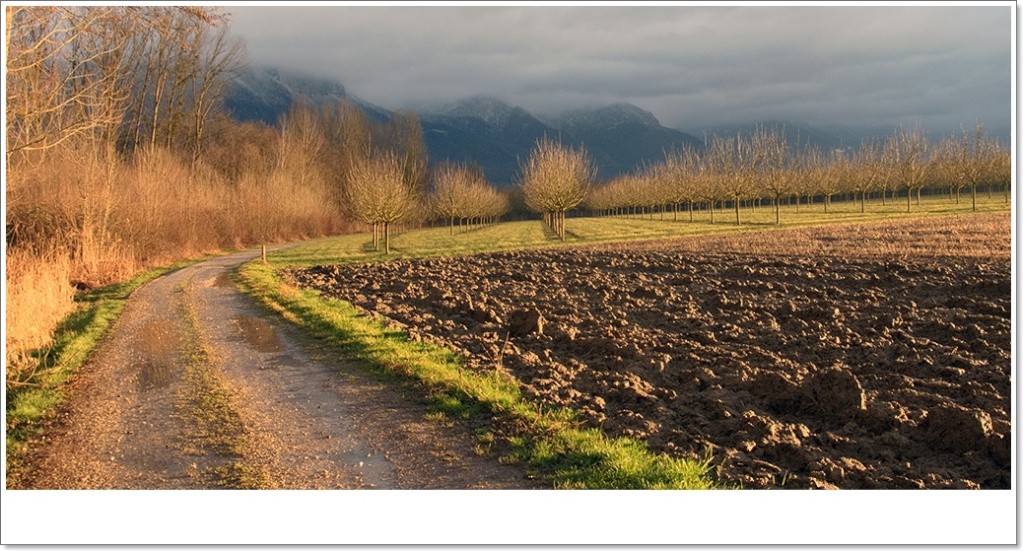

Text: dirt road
xmin=18 ymin=249 xmax=532 ymax=489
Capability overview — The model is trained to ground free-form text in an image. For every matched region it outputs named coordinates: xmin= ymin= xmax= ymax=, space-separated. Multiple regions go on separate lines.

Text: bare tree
xmin=185 ymin=18 xmax=244 ymax=166
xmin=519 ymin=138 xmax=594 ymax=240
xmin=6 ymin=7 xmax=135 ymax=162
xmin=751 ymin=127 xmax=791 ymax=224
xmin=848 ymin=141 xmax=884 ymax=213
xmin=430 ymin=162 xmax=469 ymax=234
xmin=809 ymin=148 xmax=846 ymax=214
xmin=429 ymin=162 xmax=503 ymax=233
xmin=705 ymin=135 xmax=755 ymax=226
xmin=989 ymin=141 xmax=1011 ymax=204
xmin=661 ymin=146 xmax=702 ymax=222
xmin=343 ymin=151 xmax=421 ymax=254
xmin=887 ymin=125 xmax=930 ymax=213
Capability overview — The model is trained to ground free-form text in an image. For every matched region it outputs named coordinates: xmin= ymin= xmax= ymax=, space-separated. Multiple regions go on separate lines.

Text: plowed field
xmin=286 ymin=214 xmax=1011 ymax=489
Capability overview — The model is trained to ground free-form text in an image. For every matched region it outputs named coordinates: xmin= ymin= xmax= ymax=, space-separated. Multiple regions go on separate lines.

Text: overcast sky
xmin=227 ymin=4 xmax=1011 ymax=133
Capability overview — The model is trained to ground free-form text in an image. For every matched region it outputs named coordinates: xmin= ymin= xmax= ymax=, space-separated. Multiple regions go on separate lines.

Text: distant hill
xmin=418 ymin=97 xmax=554 ymax=185
xmin=224 ymin=71 xmax=705 ymax=185
xmin=421 ymin=97 xmax=703 ymax=185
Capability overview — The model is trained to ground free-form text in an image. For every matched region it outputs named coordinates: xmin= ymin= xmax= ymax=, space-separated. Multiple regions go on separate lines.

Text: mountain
xmin=544 ymin=104 xmax=702 ymax=178
xmin=225 ymin=66 xmax=391 ymax=125
xmin=223 ymin=69 xmax=703 ymax=185
xmin=421 ymin=98 xmax=703 ymax=184
xmin=419 ymin=97 xmax=557 ymax=185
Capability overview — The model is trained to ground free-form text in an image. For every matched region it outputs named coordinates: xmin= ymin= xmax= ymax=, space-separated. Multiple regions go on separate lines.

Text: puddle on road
xmin=136 ymin=319 xmax=184 ymax=391
xmin=233 ymin=315 xmax=285 ymax=353
xmin=272 ymin=353 xmax=306 ymax=369
xmin=139 ymin=358 xmax=176 ymax=389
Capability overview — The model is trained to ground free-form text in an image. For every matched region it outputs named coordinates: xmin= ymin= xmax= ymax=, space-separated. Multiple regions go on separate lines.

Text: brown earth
xmin=14 ymin=249 xmax=534 ymax=489
xmin=286 ymin=214 xmax=1012 ymax=489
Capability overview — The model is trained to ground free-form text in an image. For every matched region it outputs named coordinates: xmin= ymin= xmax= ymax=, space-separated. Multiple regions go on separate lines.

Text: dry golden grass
xmin=5 ymin=247 xmax=77 ymax=384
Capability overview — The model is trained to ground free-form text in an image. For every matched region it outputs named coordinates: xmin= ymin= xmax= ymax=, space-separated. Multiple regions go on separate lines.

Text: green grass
xmin=235 ymin=261 xmax=716 ymax=488
xmin=272 ymin=194 xmax=1010 ymax=268
xmin=5 ymin=254 xmax=223 ymax=487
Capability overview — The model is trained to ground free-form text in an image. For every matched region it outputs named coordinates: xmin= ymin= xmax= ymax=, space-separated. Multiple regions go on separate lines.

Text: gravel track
xmin=19 ymin=249 xmax=532 ymax=489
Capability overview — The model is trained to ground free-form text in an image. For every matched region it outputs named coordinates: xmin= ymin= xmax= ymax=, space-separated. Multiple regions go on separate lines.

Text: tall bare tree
xmin=705 ymin=135 xmax=755 ymax=226
xmin=887 ymin=125 xmax=930 ymax=213
xmin=519 ymin=138 xmax=593 ymax=240
xmin=751 ymin=127 xmax=791 ymax=224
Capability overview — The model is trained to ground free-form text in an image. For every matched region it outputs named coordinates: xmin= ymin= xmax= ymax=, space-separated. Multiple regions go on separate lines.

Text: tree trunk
xmin=774 ymin=194 xmax=781 ymax=225
xmin=688 ymin=200 xmax=693 ymax=223
xmin=972 ymin=184 xmax=977 ymax=212
xmin=384 ymin=222 xmax=390 ymax=254
xmin=906 ymin=188 xmax=912 ymax=213
xmin=734 ymin=195 xmax=740 ymax=226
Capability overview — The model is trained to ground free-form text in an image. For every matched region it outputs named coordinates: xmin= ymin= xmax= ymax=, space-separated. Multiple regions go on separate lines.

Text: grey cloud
xmin=228 ymin=4 xmax=1010 ymax=133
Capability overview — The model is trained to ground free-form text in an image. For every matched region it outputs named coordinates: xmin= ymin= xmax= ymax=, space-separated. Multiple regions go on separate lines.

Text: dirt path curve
xmin=21 ymin=248 xmax=533 ymax=489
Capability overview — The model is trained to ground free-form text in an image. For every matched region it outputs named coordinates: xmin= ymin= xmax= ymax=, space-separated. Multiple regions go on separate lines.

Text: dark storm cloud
xmin=227 ymin=4 xmax=1010 ymax=132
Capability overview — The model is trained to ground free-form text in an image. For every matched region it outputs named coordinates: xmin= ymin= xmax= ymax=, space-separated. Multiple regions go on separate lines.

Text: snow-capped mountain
xmin=225 ymin=66 xmax=391 ymax=125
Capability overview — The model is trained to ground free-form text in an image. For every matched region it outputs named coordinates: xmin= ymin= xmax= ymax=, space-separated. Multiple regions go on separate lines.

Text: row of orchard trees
xmin=430 ymin=163 xmax=509 ymax=234
xmin=586 ymin=124 xmax=1010 ymax=226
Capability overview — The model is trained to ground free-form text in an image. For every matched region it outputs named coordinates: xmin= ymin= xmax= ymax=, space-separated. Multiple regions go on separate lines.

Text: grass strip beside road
xmin=235 ymin=260 xmax=716 ymax=489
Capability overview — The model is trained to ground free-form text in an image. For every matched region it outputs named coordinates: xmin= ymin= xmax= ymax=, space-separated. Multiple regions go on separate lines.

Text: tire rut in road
xmin=186 ymin=253 xmax=531 ymax=489
xmin=23 ymin=268 xmax=208 ymax=488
